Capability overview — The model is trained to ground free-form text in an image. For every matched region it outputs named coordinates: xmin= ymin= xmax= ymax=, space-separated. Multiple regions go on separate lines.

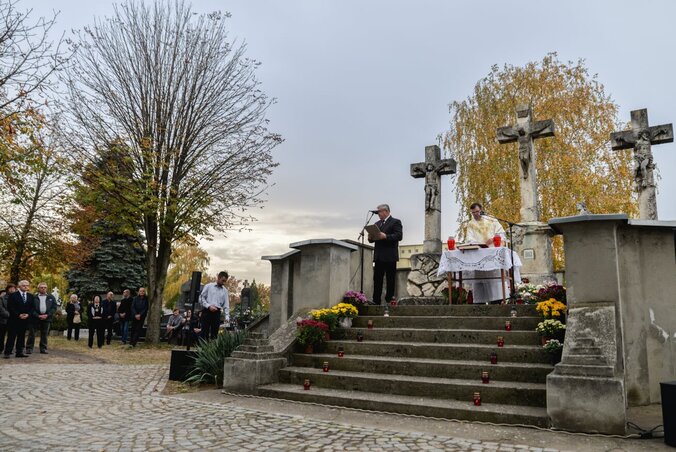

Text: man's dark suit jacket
xmin=131 ymin=296 xmax=149 ymax=318
xmin=31 ymin=294 xmax=57 ymax=322
xmin=102 ymin=299 xmax=116 ymax=319
xmin=371 ymin=216 xmax=403 ymax=262
xmin=7 ymin=291 xmax=36 ymax=324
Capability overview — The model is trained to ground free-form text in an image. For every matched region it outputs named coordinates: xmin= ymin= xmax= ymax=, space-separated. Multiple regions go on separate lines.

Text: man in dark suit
xmin=3 ymin=280 xmax=35 ymax=358
xmin=130 ymin=287 xmax=149 ymax=347
xmin=26 ymin=282 xmax=57 ymax=354
xmin=368 ymin=204 xmax=403 ymax=305
xmin=102 ymin=291 xmax=117 ymax=345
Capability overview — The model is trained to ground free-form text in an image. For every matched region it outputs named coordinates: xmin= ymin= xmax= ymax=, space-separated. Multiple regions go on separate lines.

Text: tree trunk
xmin=144 ymin=223 xmax=173 ymax=344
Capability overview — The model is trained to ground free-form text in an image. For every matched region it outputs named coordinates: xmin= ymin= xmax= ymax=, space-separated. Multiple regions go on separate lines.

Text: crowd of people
xmin=0 ymin=270 xmax=232 ymax=359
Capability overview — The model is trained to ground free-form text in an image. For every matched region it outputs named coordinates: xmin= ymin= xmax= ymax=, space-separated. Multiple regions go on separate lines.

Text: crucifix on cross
xmin=610 ymin=108 xmax=673 ymax=220
xmin=410 ymin=145 xmax=456 ymax=254
xmin=496 ymin=105 xmax=555 ymax=223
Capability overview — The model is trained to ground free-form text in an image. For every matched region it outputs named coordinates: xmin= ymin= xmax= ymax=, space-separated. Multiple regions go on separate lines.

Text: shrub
xmin=536 ymin=319 xmax=566 ymax=337
xmin=184 ymin=330 xmax=247 ymax=387
xmin=535 ymin=298 xmax=567 ymax=319
xmin=543 ymin=339 xmax=563 ymax=353
xmin=343 ymin=290 xmax=368 ymax=306
xmin=296 ymin=319 xmax=328 ymax=346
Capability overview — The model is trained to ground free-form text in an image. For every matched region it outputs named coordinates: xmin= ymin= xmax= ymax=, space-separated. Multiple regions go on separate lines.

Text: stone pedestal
xmin=223 ymin=332 xmax=286 ymax=392
xmin=512 ymin=221 xmax=555 ymax=284
xmin=406 ymin=253 xmax=446 ymax=297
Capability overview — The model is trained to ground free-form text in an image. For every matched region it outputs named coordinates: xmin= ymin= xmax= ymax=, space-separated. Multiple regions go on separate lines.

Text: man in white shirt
xmin=199 ymin=271 xmax=230 ymax=340
xmin=26 ymin=282 xmax=57 ymax=354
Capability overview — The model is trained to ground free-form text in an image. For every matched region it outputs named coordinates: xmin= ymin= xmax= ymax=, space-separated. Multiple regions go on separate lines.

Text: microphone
xmin=369 ymin=210 xmax=379 ymax=214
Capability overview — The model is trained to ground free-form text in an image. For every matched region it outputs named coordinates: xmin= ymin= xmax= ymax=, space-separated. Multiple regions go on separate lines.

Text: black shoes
xmin=2 ymin=355 xmax=9 ymax=359
xmin=25 ymin=349 xmax=32 ymax=354
xmin=40 ymin=350 xmax=48 ymax=354
xmin=15 ymin=353 xmax=28 ymax=358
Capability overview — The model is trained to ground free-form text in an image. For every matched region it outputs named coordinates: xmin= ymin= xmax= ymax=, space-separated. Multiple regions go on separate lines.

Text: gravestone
xmin=610 ymin=108 xmax=673 ymax=220
xmin=496 ymin=105 xmax=556 ymax=283
xmin=407 ymin=145 xmax=456 ymax=297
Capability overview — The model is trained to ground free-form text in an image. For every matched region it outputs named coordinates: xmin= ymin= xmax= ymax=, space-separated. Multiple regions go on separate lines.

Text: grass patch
xmin=49 ymin=336 xmax=173 ymax=365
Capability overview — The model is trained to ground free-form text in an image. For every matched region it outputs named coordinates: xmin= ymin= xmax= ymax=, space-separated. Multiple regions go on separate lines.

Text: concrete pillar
xmin=290 ymin=239 xmax=358 ymax=311
xmin=262 ymin=250 xmax=300 ymax=333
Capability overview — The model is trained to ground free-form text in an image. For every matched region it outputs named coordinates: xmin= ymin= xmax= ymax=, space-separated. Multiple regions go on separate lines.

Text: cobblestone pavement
xmin=1 ymin=363 xmax=570 ymax=451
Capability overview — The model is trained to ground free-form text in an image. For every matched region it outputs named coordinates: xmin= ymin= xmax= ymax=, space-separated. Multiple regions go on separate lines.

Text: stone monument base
xmin=397 ymin=296 xmax=446 ymax=305
xmin=513 ymin=221 xmax=556 ymax=284
xmin=406 ymin=253 xmax=447 ymax=297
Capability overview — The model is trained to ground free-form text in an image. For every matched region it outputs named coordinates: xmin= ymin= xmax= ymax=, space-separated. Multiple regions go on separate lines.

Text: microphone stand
xmin=482 ymin=212 xmax=524 ymax=303
xmin=357 ymin=211 xmax=377 ymax=294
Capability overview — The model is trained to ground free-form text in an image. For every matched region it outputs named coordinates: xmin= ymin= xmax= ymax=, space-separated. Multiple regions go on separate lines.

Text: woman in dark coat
xmin=65 ymin=294 xmax=83 ymax=341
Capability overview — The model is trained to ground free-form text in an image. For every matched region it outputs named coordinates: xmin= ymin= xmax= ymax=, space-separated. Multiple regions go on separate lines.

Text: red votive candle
xmin=497 ymin=336 xmax=505 ymax=347
xmin=505 ymin=321 xmax=512 ymax=332
xmin=390 ymin=298 xmax=397 ymax=307
xmin=337 ymin=347 xmax=345 ymax=357
xmin=447 ymin=236 xmax=456 ymax=250
xmin=481 ymin=371 xmax=490 ymax=384
xmin=367 ymin=319 xmax=374 ymax=329
xmin=303 ymin=379 xmax=311 ymax=390
xmin=323 ymin=361 xmax=329 ymax=372
xmin=490 ymin=352 xmax=498 ymax=364
xmin=493 ymin=235 xmax=502 ymax=247
xmin=356 ymin=331 xmax=364 ymax=342
xmin=473 ymin=392 xmax=481 ymax=406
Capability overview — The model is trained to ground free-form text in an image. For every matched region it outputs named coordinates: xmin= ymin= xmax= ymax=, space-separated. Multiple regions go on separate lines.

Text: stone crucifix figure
xmin=610 ymin=108 xmax=673 ymax=220
xmin=496 ymin=105 xmax=555 ymax=223
xmin=410 ymin=145 xmax=456 ymax=253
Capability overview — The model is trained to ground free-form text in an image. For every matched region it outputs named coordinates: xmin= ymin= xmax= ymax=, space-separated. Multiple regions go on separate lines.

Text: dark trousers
xmin=27 ymin=319 xmax=51 ymax=352
xmin=201 ymin=308 xmax=221 ymax=340
xmin=67 ymin=319 xmax=80 ymax=340
xmin=373 ymin=261 xmax=397 ymax=305
xmin=4 ymin=320 xmax=28 ymax=356
xmin=88 ymin=320 xmax=104 ymax=348
xmin=0 ymin=323 xmax=6 ymax=352
xmin=130 ymin=316 xmax=146 ymax=346
xmin=119 ymin=320 xmax=130 ymax=343
xmin=104 ymin=318 xmax=114 ymax=344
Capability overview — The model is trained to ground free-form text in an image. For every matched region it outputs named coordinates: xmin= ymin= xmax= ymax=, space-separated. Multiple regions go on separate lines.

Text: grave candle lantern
xmin=323 ymin=361 xmax=329 ymax=372
xmin=510 ymin=308 xmax=518 ymax=318
xmin=505 ymin=321 xmax=512 ymax=332
xmin=337 ymin=346 xmax=345 ymax=358
xmin=497 ymin=336 xmax=505 ymax=347
xmin=356 ymin=330 xmax=364 ymax=342
xmin=481 ymin=371 xmax=490 ymax=384
xmin=473 ymin=392 xmax=481 ymax=406
xmin=303 ymin=379 xmax=311 ymax=390
xmin=367 ymin=319 xmax=374 ymax=329
xmin=490 ymin=352 xmax=498 ymax=364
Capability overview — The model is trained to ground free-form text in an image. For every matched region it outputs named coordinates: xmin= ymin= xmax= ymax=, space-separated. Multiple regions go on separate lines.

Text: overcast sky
xmin=24 ymin=0 xmax=676 ymax=284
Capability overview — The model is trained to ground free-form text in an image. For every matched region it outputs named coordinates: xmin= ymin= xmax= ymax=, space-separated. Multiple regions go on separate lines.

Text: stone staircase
xmin=257 ymin=304 xmax=552 ymax=427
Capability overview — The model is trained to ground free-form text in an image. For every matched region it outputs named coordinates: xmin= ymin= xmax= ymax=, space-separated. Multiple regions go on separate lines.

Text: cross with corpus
xmin=610 ymin=108 xmax=673 ymax=220
xmin=410 ymin=145 xmax=456 ymax=254
xmin=496 ymin=105 xmax=555 ymax=223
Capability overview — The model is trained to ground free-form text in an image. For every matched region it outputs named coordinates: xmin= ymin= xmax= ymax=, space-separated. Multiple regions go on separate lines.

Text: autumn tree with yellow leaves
xmin=444 ymin=54 xmax=637 ymax=269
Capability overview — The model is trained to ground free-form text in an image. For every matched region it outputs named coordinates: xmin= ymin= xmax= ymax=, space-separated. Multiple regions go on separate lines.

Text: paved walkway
xmin=0 ymin=363 xmax=665 ymax=451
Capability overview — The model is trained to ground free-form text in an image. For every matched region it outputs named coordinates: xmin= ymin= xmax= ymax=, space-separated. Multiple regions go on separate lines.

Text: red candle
xmin=490 ymin=352 xmax=498 ymax=364
xmin=367 ymin=319 xmax=374 ymax=329
xmin=497 ymin=336 xmax=505 ymax=347
xmin=481 ymin=371 xmax=490 ymax=384
xmin=493 ymin=235 xmax=502 ymax=247
xmin=303 ymin=379 xmax=311 ymax=390
xmin=356 ymin=331 xmax=364 ymax=342
xmin=323 ymin=361 xmax=329 ymax=372
xmin=473 ymin=392 xmax=481 ymax=406
xmin=390 ymin=298 xmax=397 ymax=307
xmin=505 ymin=321 xmax=512 ymax=332
xmin=447 ymin=236 xmax=456 ymax=250
xmin=337 ymin=347 xmax=345 ymax=357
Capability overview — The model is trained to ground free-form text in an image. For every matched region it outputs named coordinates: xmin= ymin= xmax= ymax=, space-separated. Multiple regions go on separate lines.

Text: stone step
xmin=360 ymin=304 xmax=539 ymax=317
xmin=352 ymin=316 xmax=541 ymax=331
xmin=332 ymin=328 xmax=540 ymax=346
xmin=292 ymin=353 xmax=552 ymax=383
xmin=236 ymin=344 xmax=274 ymax=353
xmin=257 ymin=383 xmax=550 ymax=427
xmin=278 ymin=367 xmax=547 ymax=407
xmin=325 ymin=340 xmax=550 ymax=364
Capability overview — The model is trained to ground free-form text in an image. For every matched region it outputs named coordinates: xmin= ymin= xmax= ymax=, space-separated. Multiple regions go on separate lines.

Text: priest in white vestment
xmin=459 ymin=203 xmax=507 ymax=304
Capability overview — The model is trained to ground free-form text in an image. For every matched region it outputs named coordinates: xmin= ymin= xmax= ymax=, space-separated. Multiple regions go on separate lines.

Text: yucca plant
xmin=184 ymin=330 xmax=247 ymax=386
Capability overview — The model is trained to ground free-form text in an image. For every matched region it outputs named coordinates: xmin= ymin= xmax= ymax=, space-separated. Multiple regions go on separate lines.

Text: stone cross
xmin=410 ymin=145 xmax=456 ymax=253
xmin=610 ymin=108 xmax=673 ymax=220
xmin=496 ymin=105 xmax=555 ymax=222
